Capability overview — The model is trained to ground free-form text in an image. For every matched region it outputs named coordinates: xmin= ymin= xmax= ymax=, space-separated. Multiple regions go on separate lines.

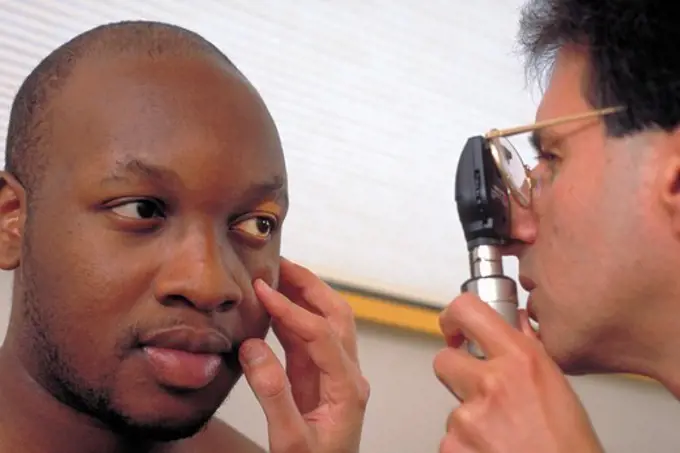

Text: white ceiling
xmin=0 ymin=0 xmax=539 ymax=307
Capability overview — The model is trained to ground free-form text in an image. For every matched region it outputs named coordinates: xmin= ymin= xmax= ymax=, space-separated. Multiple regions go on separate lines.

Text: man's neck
xmin=0 ymin=345 xmax=179 ymax=453
xmin=643 ymin=350 xmax=680 ymax=400
xmin=609 ymin=304 xmax=680 ymax=399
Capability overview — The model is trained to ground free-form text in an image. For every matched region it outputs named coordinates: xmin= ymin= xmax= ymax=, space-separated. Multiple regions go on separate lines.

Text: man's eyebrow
xmin=100 ymin=158 xmax=181 ymax=186
xmin=243 ymin=176 xmax=289 ymax=209
xmin=100 ymin=157 xmax=288 ymax=208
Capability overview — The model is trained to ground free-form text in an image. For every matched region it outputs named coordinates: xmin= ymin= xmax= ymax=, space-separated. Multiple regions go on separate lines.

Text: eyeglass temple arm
xmin=484 ymin=106 xmax=624 ymax=139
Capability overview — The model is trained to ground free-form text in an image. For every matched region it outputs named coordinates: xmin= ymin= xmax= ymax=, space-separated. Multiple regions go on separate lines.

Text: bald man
xmin=0 ymin=20 xmax=368 ymax=453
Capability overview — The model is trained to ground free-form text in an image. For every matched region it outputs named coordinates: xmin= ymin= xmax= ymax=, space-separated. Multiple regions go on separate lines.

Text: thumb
xmin=239 ymin=339 xmax=309 ymax=451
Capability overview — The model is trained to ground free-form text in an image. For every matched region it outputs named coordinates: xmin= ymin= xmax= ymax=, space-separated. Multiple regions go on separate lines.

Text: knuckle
xmin=336 ymin=296 xmax=355 ymax=318
xmin=446 ymin=405 xmax=482 ymax=441
xmin=299 ymin=271 xmax=325 ymax=299
xmin=334 ymin=318 xmax=358 ymax=351
xmin=301 ymin=285 xmax=323 ymax=309
xmin=450 ymin=405 xmax=475 ymax=429
xmin=329 ymin=316 xmax=353 ymax=341
xmin=311 ymin=318 xmax=334 ymax=341
xmin=340 ymin=328 xmax=358 ymax=349
xmin=445 ymin=410 xmax=456 ymax=432
xmin=295 ymin=261 xmax=314 ymax=279
xmin=338 ymin=308 xmax=356 ymax=331
xmin=342 ymin=370 xmax=371 ymax=411
xmin=355 ymin=375 xmax=371 ymax=409
xmin=478 ymin=372 xmax=502 ymax=397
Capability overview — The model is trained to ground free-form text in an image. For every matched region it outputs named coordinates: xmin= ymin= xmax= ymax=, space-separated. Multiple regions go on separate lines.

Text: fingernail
xmin=255 ymin=278 xmax=273 ymax=293
xmin=240 ymin=342 xmax=267 ymax=366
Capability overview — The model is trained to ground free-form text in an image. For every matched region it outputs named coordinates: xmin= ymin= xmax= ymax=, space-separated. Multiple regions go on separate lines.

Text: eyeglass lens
xmin=491 ymin=136 xmax=532 ymax=207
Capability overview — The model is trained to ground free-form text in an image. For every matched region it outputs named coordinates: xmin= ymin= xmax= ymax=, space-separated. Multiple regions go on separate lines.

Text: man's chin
xmin=539 ymin=333 xmax=600 ymax=376
xmin=106 ymin=410 xmax=215 ymax=442
xmin=102 ymin=357 xmax=241 ymax=441
xmin=103 ymin=388 xmax=228 ymax=442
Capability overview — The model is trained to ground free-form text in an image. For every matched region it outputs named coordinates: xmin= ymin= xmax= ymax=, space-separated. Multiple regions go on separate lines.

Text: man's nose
xmin=502 ymin=194 xmax=538 ymax=257
xmin=154 ymin=228 xmax=244 ymax=313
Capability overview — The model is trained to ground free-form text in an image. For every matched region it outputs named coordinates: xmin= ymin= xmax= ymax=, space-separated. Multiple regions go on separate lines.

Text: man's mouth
xmin=526 ymin=294 xmax=537 ymax=319
xmin=525 ymin=294 xmax=540 ymax=339
xmin=138 ymin=326 xmax=234 ymax=391
xmin=519 ymin=275 xmax=536 ymax=292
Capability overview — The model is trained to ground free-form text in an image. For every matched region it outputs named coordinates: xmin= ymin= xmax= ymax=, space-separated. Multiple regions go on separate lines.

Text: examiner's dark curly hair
xmin=517 ymin=0 xmax=680 ymax=137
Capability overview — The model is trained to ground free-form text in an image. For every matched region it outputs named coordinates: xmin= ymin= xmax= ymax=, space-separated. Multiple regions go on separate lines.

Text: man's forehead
xmin=535 ymin=46 xmax=590 ymax=123
xmin=58 ymin=54 xmax=250 ymax=116
xmin=51 ymin=55 xmax=281 ymax=161
xmin=40 ymin=53 xmax=286 ymax=210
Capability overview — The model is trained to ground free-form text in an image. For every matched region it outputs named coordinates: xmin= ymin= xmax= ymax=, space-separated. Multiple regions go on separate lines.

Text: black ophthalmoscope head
xmin=454 ymin=135 xmax=513 ymax=251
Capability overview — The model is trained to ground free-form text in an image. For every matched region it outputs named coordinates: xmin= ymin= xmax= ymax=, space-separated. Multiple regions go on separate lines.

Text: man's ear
xmin=0 ymin=171 xmax=27 ymax=270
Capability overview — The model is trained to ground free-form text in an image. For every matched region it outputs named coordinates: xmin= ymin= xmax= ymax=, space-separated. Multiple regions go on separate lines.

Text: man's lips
xmin=138 ymin=326 xmax=234 ymax=355
xmin=525 ymin=293 xmax=541 ymax=340
xmin=519 ymin=275 xmax=536 ymax=292
xmin=526 ymin=293 xmax=537 ymax=320
xmin=138 ymin=326 xmax=234 ymax=391
xmin=520 ymin=276 xmax=540 ymax=335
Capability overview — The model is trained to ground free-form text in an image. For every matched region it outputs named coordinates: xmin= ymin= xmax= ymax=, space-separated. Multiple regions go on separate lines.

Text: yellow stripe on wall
xmin=341 ymin=290 xmax=442 ymax=336
xmin=326 ymin=279 xmax=443 ymax=336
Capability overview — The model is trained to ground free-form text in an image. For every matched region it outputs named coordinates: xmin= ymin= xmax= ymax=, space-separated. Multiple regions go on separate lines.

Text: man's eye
xmin=111 ymin=199 xmax=165 ymax=220
xmin=232 ymin=216 xmax=277 ymax=240
xmin=536 ymin=150 xmax=559 ymax=162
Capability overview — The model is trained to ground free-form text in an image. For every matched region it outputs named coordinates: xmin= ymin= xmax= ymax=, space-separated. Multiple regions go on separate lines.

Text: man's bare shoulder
xmin=182 ymin=418 xmax=267 ymax=453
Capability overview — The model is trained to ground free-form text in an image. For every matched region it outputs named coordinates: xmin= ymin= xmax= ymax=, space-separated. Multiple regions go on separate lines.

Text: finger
xmin=518 ymin=309 xmax=539 ymax=340
xmin=255 ymin=279 xmax=355 ymax=382
xmin=432 ymin=346 xmax=485 ymax=402
xmin=439 ymin=432 xmax=475 ymax=453
xmin=263 ymin=273 xmax=354 ymax=415
xmin=238 ymin=339 xmax=308 ymax=445
xmin=441 ymin=404 xmax=486 ymax=453
xmin=439 ymin=312 xmax=465 ymax=348
xmin=278 ymin=258 xmax=359 ymax=363
xmin=439 ymin=293 xmax=522 ymax=358
xmin=278 ymin=257 xmax=343 ymax=317
xmin=446 ymin=410 xmax=456 ymax=433
xmin=270 ymin=310 xmax=306 ymax=353
xmin=271 ymin=319 xmax=321 ymax=414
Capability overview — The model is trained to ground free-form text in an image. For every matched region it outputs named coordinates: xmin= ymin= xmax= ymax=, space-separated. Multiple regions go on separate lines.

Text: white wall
xmin=1 ymin=1 xmax=680 ymax=452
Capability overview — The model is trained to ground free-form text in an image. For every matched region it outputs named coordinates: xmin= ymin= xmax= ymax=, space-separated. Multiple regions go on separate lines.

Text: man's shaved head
xmin=5 ymin=20 xmax=237 ymax=196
